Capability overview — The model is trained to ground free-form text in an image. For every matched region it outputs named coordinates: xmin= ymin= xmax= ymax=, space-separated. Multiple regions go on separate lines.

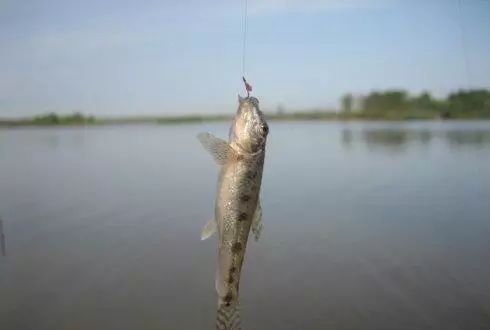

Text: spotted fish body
xmin=198 ymin=96 xmax=268 ymax=330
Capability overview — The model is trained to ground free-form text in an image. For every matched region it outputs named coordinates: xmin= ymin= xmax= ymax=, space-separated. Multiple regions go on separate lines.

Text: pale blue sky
xmin=1 ymin=0 xmax=489 ymax=117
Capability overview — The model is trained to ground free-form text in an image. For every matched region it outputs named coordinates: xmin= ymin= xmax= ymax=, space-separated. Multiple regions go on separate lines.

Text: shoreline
xmin=1 ymin=115 xmax=490 ymax=128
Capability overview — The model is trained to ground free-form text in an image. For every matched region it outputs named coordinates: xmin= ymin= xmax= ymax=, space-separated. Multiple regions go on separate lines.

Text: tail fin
xmin=216 ymin=303 xmax=241 ymax=330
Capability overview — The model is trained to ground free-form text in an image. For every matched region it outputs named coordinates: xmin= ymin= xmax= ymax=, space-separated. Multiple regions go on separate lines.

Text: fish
xmin=198 ymin=95 xmax=269 ymax=330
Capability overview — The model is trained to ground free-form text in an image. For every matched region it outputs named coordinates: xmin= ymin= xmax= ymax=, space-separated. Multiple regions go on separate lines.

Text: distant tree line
xmin=2 ymin=89 xmax=490 ymax=127
xmin=30 ymin=112 xmax=96 ymax=125
xmin=0 ymin=112 xmax=97 ymax=126
xmin=341 ymin=89 xmax=490 ymax=119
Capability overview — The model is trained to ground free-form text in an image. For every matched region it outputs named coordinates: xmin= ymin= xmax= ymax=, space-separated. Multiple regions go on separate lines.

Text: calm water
xmin=1 ymin=121 xmax=490 ymax=330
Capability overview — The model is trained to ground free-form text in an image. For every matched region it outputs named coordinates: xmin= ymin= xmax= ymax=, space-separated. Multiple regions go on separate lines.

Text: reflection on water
xmin=341 ymin=125 xmax=490 ymax=152
xmin=0 ymin=128 xmax=88 ymax=151
xmin=1 ymin=121 xmax=490 ymax=330
xmin=446 ymin=130 xmax=490 ymax=147
xmin=341 ymin=128 xmax=353 ymax=147
xmin=364 ymin=130 xmax=411 ymax=153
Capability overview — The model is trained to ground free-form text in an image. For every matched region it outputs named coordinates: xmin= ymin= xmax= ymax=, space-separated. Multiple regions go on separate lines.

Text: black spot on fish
xmin=227 ymin=275 xmax=234 ymax=284
xmin=224 ymin=292 xmax=233 ymax=305
xmin=238 ymin=213 xmax=247 ymax=221
xmin=240 ymin=195 xmax=250 ymax=202
xmin=230 ymin=266 xmax=236 ymax=273
xmin=232 ymin=242 xmax=242 ymax=253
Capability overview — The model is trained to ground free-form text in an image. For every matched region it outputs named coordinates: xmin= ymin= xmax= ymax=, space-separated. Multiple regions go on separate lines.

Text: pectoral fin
xmin=201 ymin=218 xmax=217 ymax=240
xmin=197 ymin=133 xmax=236 ymax=166
xmin=251 ymin=201 xmax=263 ymax=242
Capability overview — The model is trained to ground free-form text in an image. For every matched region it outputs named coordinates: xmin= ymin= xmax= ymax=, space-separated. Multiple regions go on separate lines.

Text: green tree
xmin=341 ymin=93 xmax=353 ymax=113
xmin=361 ymin=90 xmax=408 ymax=116
xmin=447 ymin=90 xmax=490 ymax=117
xmin=411 ymin=92 xmax=433 ymax=110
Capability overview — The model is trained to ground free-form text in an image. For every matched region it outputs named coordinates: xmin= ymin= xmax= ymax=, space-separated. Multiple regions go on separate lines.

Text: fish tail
xmin=216 ymin=302 xmax=241 ymax=330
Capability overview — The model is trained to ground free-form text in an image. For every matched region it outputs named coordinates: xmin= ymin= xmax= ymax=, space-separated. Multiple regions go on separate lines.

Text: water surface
xmin=1 ymin=121 xmax=490 ymax=330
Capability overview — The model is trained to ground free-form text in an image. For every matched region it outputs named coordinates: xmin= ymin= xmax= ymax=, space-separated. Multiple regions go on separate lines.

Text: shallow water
xmin=1 ymin=121 xmax=490 ymax=330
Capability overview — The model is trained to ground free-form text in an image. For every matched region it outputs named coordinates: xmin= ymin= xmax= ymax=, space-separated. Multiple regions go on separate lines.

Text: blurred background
xmin=1 ymin=1 xmax=490 ymax=329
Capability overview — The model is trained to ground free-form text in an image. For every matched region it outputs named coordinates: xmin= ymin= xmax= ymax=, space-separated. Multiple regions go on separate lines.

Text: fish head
xmin=230 ymin=95 xmax=269 ymax=153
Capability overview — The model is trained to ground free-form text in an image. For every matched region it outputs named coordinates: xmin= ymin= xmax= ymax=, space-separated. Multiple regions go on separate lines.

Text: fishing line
xmin=241 ymin=0 xmax=248 ymax=77
xmin=241 ymin=0 xmax=253 ymax=96
xmin=457 ymin=0 xmax=471 ymax=89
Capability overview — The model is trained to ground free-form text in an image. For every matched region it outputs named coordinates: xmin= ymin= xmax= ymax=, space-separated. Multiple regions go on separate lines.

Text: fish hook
xmin=242 ymin=76 xmax=252 ymax=98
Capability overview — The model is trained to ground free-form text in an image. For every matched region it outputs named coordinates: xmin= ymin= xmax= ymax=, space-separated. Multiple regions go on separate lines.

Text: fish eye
xmin=260 ymin=124 xmax=269 ymax=134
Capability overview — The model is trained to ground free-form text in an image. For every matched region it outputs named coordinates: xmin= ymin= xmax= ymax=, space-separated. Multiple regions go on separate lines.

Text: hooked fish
xmin=198 ymin=95 xmax=269 ymax=330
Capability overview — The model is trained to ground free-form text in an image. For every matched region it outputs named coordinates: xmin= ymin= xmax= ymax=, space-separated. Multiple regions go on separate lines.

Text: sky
xmin=1 ymin=0 xmax=490 ymax=117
